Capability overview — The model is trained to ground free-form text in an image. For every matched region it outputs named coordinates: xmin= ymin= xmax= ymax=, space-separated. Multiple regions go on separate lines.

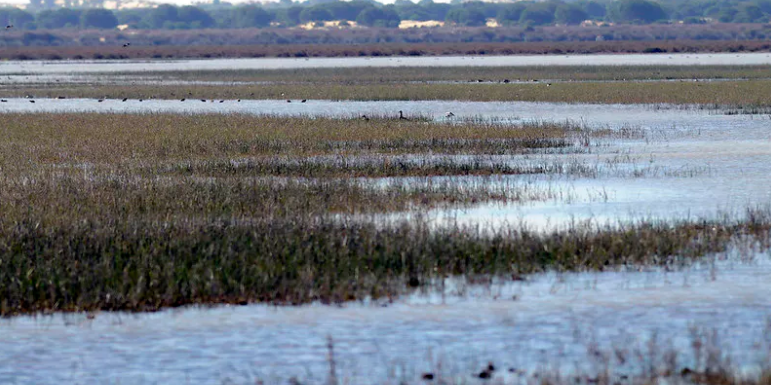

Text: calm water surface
xmin=2 ymin=255 xmax=770 ymax=384
xmin=2 ymin=53 xmax=771 ymax=73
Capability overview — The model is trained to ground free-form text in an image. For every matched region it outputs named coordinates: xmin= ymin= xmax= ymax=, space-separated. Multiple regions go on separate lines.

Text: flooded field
xmin=3 ymin=53 xmax=771 ymax=73
xmin=2 ymin=252 xmax=770 ymax=384
xmin=2 ymin=58 xmax=771 ymax=385
xmin=0 ymin=97 xmax=742 ymax=125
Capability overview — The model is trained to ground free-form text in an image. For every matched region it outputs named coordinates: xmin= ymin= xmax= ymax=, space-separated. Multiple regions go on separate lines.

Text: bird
xmin=446 ymin=112 xmax=455 ymax=118
xmin=122 ymin=98 xmax=128 ymax=102
xmin=29 ymin=100 xmax=35 ymax=103
xmin=477 ymin=362 xmax=495 ymax=379
xmin=503 ymin=79 xmax=510 ymax=83
xmin=301 ymin=99 xmax=307 ymax=103
xmin=361 ymin=114 xmax=370 ymax=121
xmin=122 ymin=43 xmax=130 ymax=47
xmin=0 ymin=99 xmax=6 ymax=102
xmin=286 ymin=100 xmax=291 ymax=103
xmin=237 ymin=99 xmax=241 ymax=102
xmin=5 ymin=24 xmax=12 ymax=29
xmin=200 ymin=99 xmax=206 ymax=102
xmin=56 ymin=96 xmax=66 ymax=99
xmin=180 ymin=98 xmax=185 ymax=102
xmin=97 ymin=99 xmax=104 ymax=102
xmin=546 ymin=83 xmax=552 ymax=87
xmin=399 ymin=110 xmax=409 ymax=121
xmin=219 ymin=100 xmax=224 ymax=103
xmin=138 ymin=99 xmax=143 ymax=102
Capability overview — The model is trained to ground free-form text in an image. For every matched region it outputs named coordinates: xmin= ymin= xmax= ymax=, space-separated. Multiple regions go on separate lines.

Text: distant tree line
xmin=2 ymin=0 xmax=771 ymax=31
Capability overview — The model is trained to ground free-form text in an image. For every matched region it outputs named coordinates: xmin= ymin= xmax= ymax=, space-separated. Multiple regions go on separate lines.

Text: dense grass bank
xmin=2 ymin=211 xmax=770 ymax=315
xmin=8 ymin=80 xmax=771 ymax=106
xmin=140 ymin=65 xmax=771 ymax=83
xmin=0 ymin=113 xmax=588 ymax=163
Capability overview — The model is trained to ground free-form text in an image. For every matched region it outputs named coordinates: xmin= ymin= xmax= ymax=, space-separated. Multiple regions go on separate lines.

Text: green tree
xmin=417 ymin=0 xmax=451 ymax=20
xmin=80 ymin=9 xmax=118 ymax=29
xmin=299 ymin=6 xmax=334 ymax=23
xmin=356 ymin=5 xmax=401 ymax=27
xmin=519 ymin=3 xmax=555 ymax=25
xmin=734 ymin=3 xmax=764 ymax=22
xmin=555 ymin=3 xmax=588 ymax=24
xmin=115 ymin=9 xmax=144 ymax=26
xmin=0 ymin=8 xmax=34 ymax=29
xmin=445 ymin=7 xmax=486 ymax=26
xmin=316 ymin=1 xmax=373 ymax=20
xmin=580 ymin=0 xmax=607 ymax=18
xmin=234 ymin=5 xmax=272 ymax=28
xmin=496 ymin=3 xmax=526 ymax=25
xmin=177 ymin=6 xmax=215 ymax=28
xmin=716 ymin=6 xmax=738 ymax=21
xmin=37 ymin=8 xmax=80 ymax=29
xmin=277 ymin=6 xmax=303 ymax=26
xmin=609 ymin=0 xmax=668 ymax=23
xmin=144 ymin=4 xmax=178 ymax=29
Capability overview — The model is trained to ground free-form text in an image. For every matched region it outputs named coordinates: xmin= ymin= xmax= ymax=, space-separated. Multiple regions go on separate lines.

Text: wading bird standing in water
xmin=399 ymin=111 xmax=410 ymax=121
xmin=446 ymin=112 xmax=455 ymax=118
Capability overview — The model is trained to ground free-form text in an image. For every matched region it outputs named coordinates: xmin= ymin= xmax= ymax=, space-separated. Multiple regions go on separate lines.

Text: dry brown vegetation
xmin=2 ymin=38 xmax=771 ymax=61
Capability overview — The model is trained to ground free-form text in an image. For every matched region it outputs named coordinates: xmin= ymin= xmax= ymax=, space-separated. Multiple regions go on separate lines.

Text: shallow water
xmin=0 ymin=97 xmax=742 ymax=129
xmin=4 ymin=66 xmax=771 ymax=383
xmin=439 ymin=123 xmax=771 ymax=230
xmin=2 ymin=53 xmax=771 ymax=73
xmin=3 ymin=97 xmax=770 ymax=231
xmin=2 ymin=252 xmax=769 ymax=384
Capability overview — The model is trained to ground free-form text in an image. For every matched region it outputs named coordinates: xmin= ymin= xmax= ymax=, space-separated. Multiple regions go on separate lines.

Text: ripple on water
xmin=1 ymin=252 xmax=770 ymax=384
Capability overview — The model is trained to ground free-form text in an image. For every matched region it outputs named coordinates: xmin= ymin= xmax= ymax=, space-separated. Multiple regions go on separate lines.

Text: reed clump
xmin=2 ymin=209 xmax=770 ymax=315
xmin=0 ymin=113 xmax=577 ymax=163
xmin=0 ymin=112 xmax=763 ymax=315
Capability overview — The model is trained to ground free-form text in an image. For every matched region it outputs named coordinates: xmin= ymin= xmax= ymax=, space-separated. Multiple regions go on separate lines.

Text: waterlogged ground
xmin=2 ymin=97 xmax=770 ymax=228
xmin=0 ymin=97 xmax=745 ymax=124
xmin=440 ymin=134 xmax=771 ymax=230
xmin=2 ymin=52 xmax=771 ymax=73
xmin=2 ymin=252 xmax=770 ymax=384
xmin=4 ymin=59 xmax=771 ymax=384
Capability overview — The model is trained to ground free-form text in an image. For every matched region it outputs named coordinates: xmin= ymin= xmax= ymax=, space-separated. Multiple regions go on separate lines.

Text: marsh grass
xmin=8 ymin=80 xmax=771 ymax=107
xmin=0 ymin=112 xmax=759 ymax=315
xmin=0 ymin=113 xmax=580 ymax=164
xmin=3 ymin=205 xmax=771 ymax=315
xmin=124 ymin=65 xmax=771 ymax=84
